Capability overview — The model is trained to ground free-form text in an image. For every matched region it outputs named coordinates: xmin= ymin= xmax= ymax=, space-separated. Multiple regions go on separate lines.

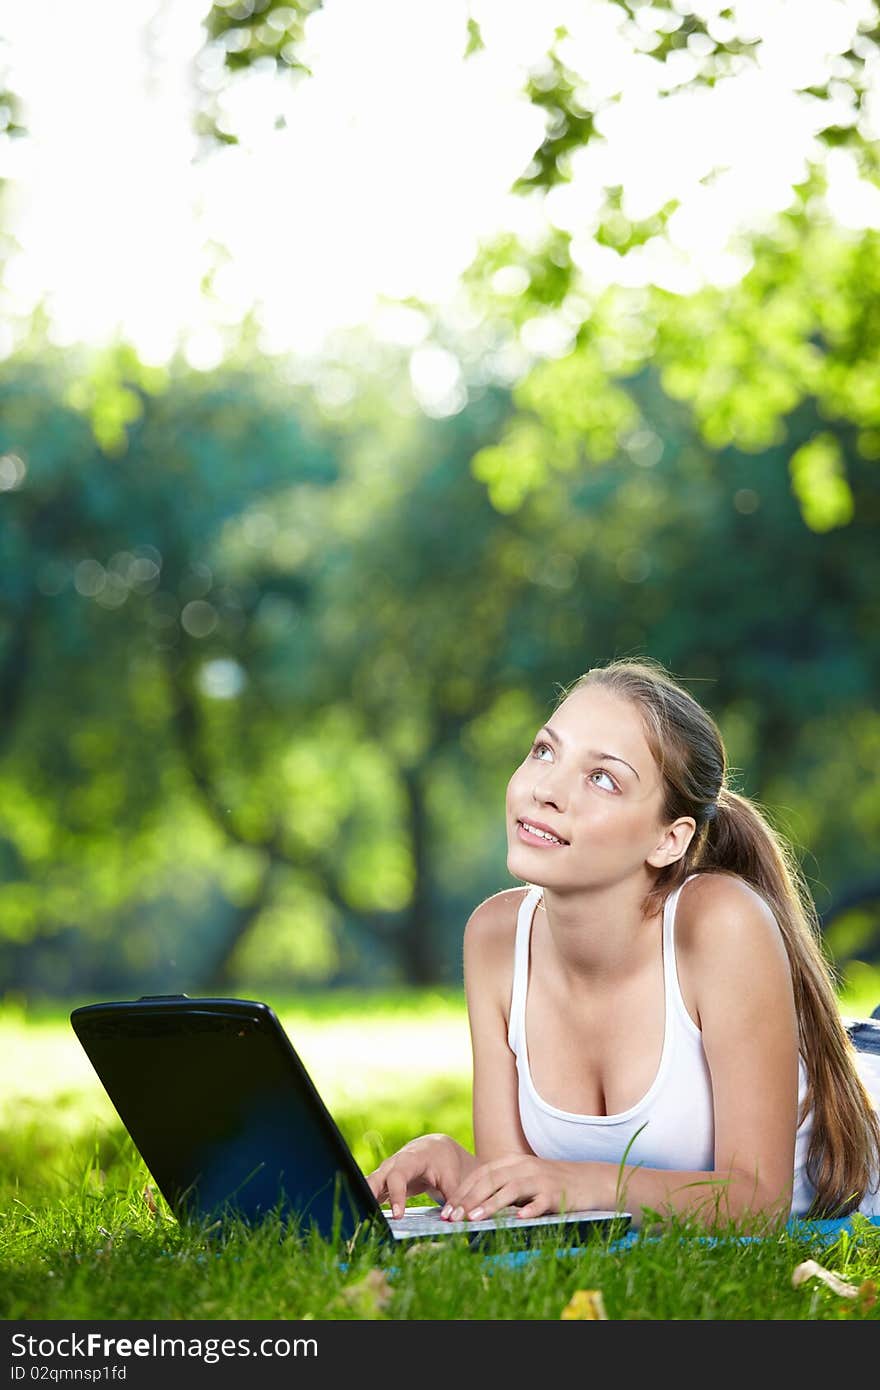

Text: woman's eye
xmin=590 ymin=769 xmax=616 ymax=792
xmin=531 ymin=741 xmax=552 ymax=761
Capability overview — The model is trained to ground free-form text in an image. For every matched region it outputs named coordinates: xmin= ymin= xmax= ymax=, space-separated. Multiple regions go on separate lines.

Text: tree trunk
xmin=203 ymin=853 xmax=277 ymax=991
xmin=397 ymin=765 xmax=438 ymax=984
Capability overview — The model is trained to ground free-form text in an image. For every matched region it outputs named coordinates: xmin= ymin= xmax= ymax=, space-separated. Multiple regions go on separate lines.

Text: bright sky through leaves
xmin=1 ymin=0 xmax=878 ymax=374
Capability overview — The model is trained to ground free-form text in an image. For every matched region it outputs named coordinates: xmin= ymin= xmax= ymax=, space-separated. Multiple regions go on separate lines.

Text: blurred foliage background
xmin=2 ymin=0 xmax=880 ymax=1004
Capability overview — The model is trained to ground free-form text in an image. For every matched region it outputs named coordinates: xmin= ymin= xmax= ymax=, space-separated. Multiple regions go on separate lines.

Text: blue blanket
xmin=483 ymin=1213 xmax=880 ymax=1270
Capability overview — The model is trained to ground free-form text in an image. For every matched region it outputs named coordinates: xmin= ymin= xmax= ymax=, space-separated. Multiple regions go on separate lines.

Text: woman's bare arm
xmin=464 ymin=888 xmax=535 ymax=1162
xmin=366 ymin=887 xmax=529 ymax=1213
xmin=672 ymin=873 xmax=800 ymax=1224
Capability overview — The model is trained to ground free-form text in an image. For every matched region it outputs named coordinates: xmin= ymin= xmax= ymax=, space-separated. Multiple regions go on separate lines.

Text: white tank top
xmin=506 ymin=872 xmax=819 ymax=1217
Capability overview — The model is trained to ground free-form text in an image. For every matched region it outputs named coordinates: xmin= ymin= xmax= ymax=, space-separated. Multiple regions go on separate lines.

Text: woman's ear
xmin=647 ymin=817 xmax=696 ymax=869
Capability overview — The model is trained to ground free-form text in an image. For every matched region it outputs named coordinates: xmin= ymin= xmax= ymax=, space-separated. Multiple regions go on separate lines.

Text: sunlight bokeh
xmin=1 ymin=0 xmax=878 ymax=371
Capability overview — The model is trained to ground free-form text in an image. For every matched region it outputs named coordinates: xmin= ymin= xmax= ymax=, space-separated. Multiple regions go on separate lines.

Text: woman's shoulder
xmin=462 ymin=887 xmax=533 ymax=1015
xmin=463 ymin=885 xmax=533 ymax=959
xmin=675 ymin=870 xmax=787 ymax=971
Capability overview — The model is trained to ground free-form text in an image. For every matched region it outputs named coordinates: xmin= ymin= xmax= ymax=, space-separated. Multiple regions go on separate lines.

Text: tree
xmin=3 ymin=2 xmax=880 ymax=992
xmin=3 ymin=342 xmax=880 ymax=991
xmin=195 ymin=1 xmax=880 ymax=528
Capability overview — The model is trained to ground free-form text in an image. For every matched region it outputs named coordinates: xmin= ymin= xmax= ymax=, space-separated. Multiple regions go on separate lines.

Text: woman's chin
xmin=506 ymin=846 xmax=541 ymax=877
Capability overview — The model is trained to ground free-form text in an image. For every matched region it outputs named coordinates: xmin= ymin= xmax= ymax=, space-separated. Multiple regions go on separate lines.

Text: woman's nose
xmin=533 ymin=774 xmax=564 ymax=807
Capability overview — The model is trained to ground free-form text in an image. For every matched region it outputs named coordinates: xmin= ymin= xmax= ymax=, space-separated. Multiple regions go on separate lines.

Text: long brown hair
xmin=554 ymin=656 xmax=880 ymax=1216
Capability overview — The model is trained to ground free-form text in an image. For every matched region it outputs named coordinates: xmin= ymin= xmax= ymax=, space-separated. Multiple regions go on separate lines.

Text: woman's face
xmin=505 ymin=685 xmax=673 ymax=892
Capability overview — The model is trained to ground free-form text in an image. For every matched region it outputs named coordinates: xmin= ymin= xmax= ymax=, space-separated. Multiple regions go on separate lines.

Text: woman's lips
xmin=516 ymin=821 xmax=568 ymax=848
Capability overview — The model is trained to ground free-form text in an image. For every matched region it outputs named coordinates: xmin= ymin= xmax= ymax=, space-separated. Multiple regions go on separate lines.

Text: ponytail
xmin=701 ymin=786 xmax=768 ymax=887
xmin=695 ymin=788 xmax=880 ymax=1216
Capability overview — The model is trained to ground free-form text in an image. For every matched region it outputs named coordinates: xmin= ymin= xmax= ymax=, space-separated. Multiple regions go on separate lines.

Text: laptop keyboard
xmin=386 ymin=1205 xmax=625 ymax=1238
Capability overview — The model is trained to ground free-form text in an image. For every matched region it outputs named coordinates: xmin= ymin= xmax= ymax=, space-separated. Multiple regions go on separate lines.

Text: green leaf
xmin=789 ymin=433 xmax=854 ymax=532
xmin=464 ymin=16 xmax=485 ymax=58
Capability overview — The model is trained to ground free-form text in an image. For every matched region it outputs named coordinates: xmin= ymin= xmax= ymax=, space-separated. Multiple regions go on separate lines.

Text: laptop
xmin=70 ymin=994 xmax=629 ymax=1249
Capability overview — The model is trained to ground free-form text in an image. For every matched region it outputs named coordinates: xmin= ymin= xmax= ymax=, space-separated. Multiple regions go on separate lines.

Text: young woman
xmin=366 ymin=658 xmax=880 ymax=1231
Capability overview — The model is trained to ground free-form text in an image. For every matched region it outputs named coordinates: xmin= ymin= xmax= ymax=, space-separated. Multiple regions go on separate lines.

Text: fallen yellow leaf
xmin=792 ymin=1260 xmax=860 ymax=1299
xmin=561 ymin=1289 xmax=608 ymax=1320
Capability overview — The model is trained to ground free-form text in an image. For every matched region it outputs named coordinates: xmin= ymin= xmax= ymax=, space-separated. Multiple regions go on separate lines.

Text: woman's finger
xmin=367 ymin=1150 xmax=417 ymax=1203
xmin=386 ymin=1170 xmax=409 ymax=1219
xmin=446 ymin=1158 xmax=517 ymax=1216
xmin=443 ymin=1161 xmax=494 ymax=1211
xmin=515 ymin=1196 xmax=551 ymax=1219
xmin=465 ymin=1179 xmax=523 ymax=1221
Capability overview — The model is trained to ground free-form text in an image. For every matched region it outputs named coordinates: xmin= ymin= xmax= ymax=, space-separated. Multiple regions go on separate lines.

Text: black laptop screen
xmin=71 ymin=999 xmax=377 ymax=1241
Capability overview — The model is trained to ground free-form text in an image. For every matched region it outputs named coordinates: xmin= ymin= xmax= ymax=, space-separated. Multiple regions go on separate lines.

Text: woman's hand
xmin=366 ymin=1134 xmax=477 ymax=1218
xmin=441 ymin=1154 xmax=606 ymax=1222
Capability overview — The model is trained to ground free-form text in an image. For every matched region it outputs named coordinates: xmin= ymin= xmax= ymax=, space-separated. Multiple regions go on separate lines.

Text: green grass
xmin=2 ymin=982 xmax=880 ymax=1322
